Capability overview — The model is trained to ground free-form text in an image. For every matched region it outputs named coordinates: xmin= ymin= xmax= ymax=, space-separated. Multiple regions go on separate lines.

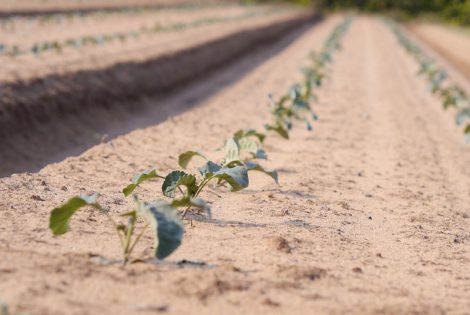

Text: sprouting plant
xmin=440 ymin=85 xmax=467 ymax=109
xmin=264 ymin=85 xmax=318 ymax=138
xmin=177 ymin=136 xmax=278 ymax=195
xmin=386 ymin=18 xmax=470 ymax=143
xmin=264 ymin=15 xmax=353 ymax=140
xmin=47 ymin=15 xmax=354 ymax=266
xmin=49 ymin=193 xmax=185 ymax=263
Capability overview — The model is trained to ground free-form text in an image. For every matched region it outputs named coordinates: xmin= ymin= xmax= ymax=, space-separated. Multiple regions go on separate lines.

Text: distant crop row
xmin=48 ymin=16 xmax=353 ymax=264
xmin=0 ymin=3 xmax=228 ymax=29
xmin=386 ymin=19 xmax=470 ymax=143
xmin=0 ymin=8 xmax=284 ymax=57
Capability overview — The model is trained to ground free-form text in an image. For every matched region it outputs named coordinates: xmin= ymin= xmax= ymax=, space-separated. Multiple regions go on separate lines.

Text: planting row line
xmin=0 ymin=8 xmax=285 ymax=57
xmin=0 ymin=3 xmax=227 ymax=30
xmin=48 ymin=16 xmax=353 ymax=264
xmin=385 ymin=19 xmax=470 ymax=143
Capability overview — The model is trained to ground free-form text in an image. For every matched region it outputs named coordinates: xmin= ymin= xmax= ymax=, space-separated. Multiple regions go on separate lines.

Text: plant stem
xmin=122 ymin=216 xmax=136 ymax=264
xmin=181 ymin=176 xmax=213 ymax=218
xmin=127 ymin=223 xmax=149 ymax=257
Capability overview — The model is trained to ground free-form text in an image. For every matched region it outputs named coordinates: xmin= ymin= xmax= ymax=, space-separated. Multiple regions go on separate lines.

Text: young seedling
xmin=49 ymin=193 xmax=184 ymax=263
xmin=121 ymin=168 xmax=212 ymax=219
xmin=176 ymin=137 xmax=279 ymax=216
xmin=264 ymin=85 xmax=317 ymax=138
xmin=264 ymin=16 xmax=353 ymax=140
xmin=386 ymin=18 xmax=470 ymax=143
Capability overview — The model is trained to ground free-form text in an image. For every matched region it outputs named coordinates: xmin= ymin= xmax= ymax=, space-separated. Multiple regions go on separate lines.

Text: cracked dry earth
xmin=1 ymin=16 xmax=470 ymax=315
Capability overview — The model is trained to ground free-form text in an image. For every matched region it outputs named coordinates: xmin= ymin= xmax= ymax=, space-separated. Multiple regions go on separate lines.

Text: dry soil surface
xmin=408 ymin=22 xmax=470 ymax=80
xmin=0 ymin=5 xmax=297 ymax=82
xmin=0 ymin=0 xmax=220 ymax=14
xmin=1 ymin=16 xmax=470 ymax=315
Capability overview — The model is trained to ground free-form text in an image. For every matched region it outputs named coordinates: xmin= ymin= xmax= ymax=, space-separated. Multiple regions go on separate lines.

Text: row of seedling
xmin=0 ymin=8 xmax=283 ymax=57
xmin=385 ymin=19 xmax=470 ymax=143
xmin=48 ymin=15 xmax=353 ymax=264
xmin=0 ymin=3 xmax=227 ymax=31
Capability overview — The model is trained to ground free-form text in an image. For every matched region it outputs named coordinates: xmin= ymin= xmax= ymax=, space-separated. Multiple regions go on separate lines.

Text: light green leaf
xmin=245 ymin=161 xmax=279 ymax=184
xmin=137 ymin=201 xmax=184 ymax=260
xmin=234 ymin=129 xmax=266 ymax=143
xmin=178 ymin=151 xmax=206 ymax=169
xmin=49 ymin=194 xmax=101 ymax=235
xmin=162 ymin=171 xmax=198 ymax=198
xmin=224 ymin=138 xmax=240 ymax=165
xmin=122 ymin=169 xmax=159 ymax=197
xmin=238 ymin=137 xmax=259 ymax=155
xmin=171 ymin=197 xmax=211 ymax=217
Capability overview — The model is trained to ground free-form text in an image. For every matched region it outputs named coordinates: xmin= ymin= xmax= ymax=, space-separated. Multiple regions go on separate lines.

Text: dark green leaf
xmin=162 ymin=171 xmax=198 ymax=198
xmin=49 ymin=194 xmax=101 ymax=235
xmin=178 ymin=151 xmax=206 ymax=169
xmin=265 ymin=123 xmax=289 ymax=140
xmin=122 ymin=169 xmax=159 ymax=197
xmin=455 ymin=109 xmax=470 ymax=126
xmin=137 ymin=201 xmax=184 ymax=260
xmin=211 ymin=166 xmax=249 ymax=192
xmin=199 ymin=161 xmax=222 ymax=177
xmin=465 ymin=124 xmax=470 ymax=134
xmin=254 ymin=148 xmax=268 ymax=160
xmin=245 ymin=161 xmax=279 ymax=184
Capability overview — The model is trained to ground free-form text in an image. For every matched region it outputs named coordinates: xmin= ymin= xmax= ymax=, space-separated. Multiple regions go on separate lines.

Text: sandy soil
xmin=1 ymin=15 xmax=470 ymax=315
xmin=0 ymin=5 xmax=253 ymax=47
xmin=408 ymin=22 xmax=470 ymax=80
xmin=0 ymin=11 xmax=311 ymax=177
xmin=0 ymin=7 xmax=300 ymax=82
xmin=0 ymin=0 xmax=223 ymax=15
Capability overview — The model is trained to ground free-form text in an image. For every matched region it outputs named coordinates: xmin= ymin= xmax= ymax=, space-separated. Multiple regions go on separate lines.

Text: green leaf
xmin=198 ymin=161 xmax=222 ymax=176
xmin=210 ymin=166 xmax=249 ymax=192
xmin=455 ymin=109 xmax=470 ymax=126
xmin=238 ymin=137 xmax=259 ymax=155
xmin=49 ymin=194 xmax=101 ymax=235
xmin=178 ymin=151 xmax=206 ymax=169
xmin=171 ymin=197 xmax=211 ymax=217
xmin=265 ymin=123 xmax=289 ymax=140
xmin=233 ymin=129 xmax=266 ymax=143
xmin=162 ymin=171 xmax=198 ymax=198
xmin=245 ymin=161 xmax=279 ymax=184
xmin=137 ymin=201 xmax=184 ymax=260
xmin=224 ymin=138 xmax=240 ymax=165
xmin=465 ymin=124 xmax=470 ymax=134
xmin=122 ymin=169 xmax=159 ymax=197
xmin=254 ymin=148 xmax=268 ymax=160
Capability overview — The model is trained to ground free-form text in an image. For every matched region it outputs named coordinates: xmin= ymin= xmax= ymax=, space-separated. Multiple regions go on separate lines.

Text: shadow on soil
xmin=0 ymin=14 xmax=321 ymax=177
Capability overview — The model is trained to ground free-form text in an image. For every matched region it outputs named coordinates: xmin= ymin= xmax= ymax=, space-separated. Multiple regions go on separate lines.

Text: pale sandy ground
xmin=0 ymin=0 xmax=216 ymax=12
xmin=0 ymin=7 xmax=300 ymax=82
xmin=0 ymin=5 xmax=252 ymax=46
xmin=1 ymin=15 xmax=470 ymax=315
xmin=408 ymin=22 xmax=470 ymax=79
